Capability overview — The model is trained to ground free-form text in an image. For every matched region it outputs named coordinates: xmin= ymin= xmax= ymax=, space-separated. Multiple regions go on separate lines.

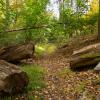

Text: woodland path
xmin=34 ymin=53 xmax=100 ymax=100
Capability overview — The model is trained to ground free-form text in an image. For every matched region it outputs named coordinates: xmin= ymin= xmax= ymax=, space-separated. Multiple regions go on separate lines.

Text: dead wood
xmin=0 ymin=42 xmax=34 ymax=63
xmin=70 ymin=43 xmax=100 ymax=69
xmin=0 ymin=60 xmax=29 ymax=95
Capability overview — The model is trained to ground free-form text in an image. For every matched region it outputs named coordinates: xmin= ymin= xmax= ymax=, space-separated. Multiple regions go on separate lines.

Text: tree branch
xmin=0 ymin=25 xmax=48 ymax=33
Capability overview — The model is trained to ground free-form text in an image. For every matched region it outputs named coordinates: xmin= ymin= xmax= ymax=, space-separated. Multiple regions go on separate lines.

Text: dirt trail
xmin=31 ymin=34 xmax=100 ymax=99
xmin=34 ymin=53 xmax=100 ymax=100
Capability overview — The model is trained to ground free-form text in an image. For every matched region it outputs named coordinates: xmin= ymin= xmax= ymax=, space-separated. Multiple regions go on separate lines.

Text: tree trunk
xmin=70 ymin=43 xmax=100 ymax=69
xmin=98 ymin=0 xmax=100 ymax=39
xmin=70 ymin=55 xmax=100 ymax=69
xmin=0 ymin=42 xmax=34 ymax=63
xmin=0 ymin=60 xmax=29 ymax=95
xmin=72 ymin=43 xmax=100 ymax=57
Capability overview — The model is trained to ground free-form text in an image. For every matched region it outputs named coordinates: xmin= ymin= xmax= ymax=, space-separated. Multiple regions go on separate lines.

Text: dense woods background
xmin=0 ymin=0 xmax=99 ymax=46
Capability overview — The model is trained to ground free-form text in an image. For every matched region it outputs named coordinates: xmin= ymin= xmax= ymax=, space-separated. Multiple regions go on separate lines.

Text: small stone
xmin=94 ymin=62 xmax=100 ymax=72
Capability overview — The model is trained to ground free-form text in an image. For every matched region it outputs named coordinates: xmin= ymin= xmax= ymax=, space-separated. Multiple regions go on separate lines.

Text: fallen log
xmin=72 ymin=43 xmax=100 ymax=57
xmin=70 ymin=54 xmax=100 ymax=69
xmin=0 ymin=42 xmax=34 ymax=63
xmin=70 ymin=43 xmax=100 ymax=69
xmin=0 ymin=60 xmax=29 ymax=95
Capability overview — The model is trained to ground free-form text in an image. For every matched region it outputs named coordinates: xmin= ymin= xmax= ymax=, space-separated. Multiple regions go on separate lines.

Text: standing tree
xmin=98 ymin=0 xmax=100 ymax=39
xmin=5 ymin=0 xmax=10 ymax=32
xmin=22 ymin=0 xmax=49 ymax=42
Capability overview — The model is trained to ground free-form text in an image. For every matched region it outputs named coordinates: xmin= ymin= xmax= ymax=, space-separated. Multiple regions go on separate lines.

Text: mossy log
xmin=70 ymin=54 xmax=100 ymax=69
xmin=72 ymin=43 xmax=100 ymax=57
xmin=0 ymin=60 xmax=29 ymax=95
xmin=70 ymin=43 xmax=100 ymax=69
xmin=0 ymin=42 xmax=34 ymax=63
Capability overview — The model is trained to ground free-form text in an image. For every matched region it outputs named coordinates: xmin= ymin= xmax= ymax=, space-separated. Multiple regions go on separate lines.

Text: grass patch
xmin=21 ymin=64 xmax=46 ymax=91
xmin=57 ymin=68 xmax=73 ymax=78
xmin=35 ymin=43 xmax=56 ymax=56
xmin=75 ymin=82 xmax=85 ymax=93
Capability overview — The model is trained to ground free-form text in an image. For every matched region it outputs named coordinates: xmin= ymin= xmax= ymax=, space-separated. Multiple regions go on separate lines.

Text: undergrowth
xmin=21 ymin=64 xmax=46 ymax=91
xmin=35 ymin=43 xmax=56 ymax=56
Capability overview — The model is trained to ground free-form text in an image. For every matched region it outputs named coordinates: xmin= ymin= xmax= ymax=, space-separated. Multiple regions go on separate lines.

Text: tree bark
xmin=70 ymin=55 xmax=100 ymax=69
xmin=0 ymin=60 xmax=29 ymax=95
xmin=70 ymin=43 xmax=100 ymax=69
xmin=72 ymin=43 xmax=100 ymax=57
xmin=98 ymin=0 xmax=100 ymax=39
xmin=0 ymin=42 xmax=34 ymax=63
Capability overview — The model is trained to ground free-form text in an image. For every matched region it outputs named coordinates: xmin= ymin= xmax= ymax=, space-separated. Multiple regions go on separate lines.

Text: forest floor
xmin=32 ymin=34 xmax=100 ymax=100
xmin=34 ymin=52 xmax=100 ymax=100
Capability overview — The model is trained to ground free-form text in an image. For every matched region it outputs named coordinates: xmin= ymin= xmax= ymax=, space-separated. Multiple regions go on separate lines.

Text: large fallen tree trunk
xmin=70 ymin=43 xmax=100 ymax=69
xmin=0 ymin=60 xmax=29 ymax=95
xmin=70 ymin=55 xmax=100 ymax=69
xmin=0 ymin=42 xmax=34 ymax=63
xmin=72 ymin=43 xmax=100 ymax=56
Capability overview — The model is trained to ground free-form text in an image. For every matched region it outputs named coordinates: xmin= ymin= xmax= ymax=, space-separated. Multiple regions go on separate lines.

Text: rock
xmin=94 ymin=62 xmax=100 ymax=72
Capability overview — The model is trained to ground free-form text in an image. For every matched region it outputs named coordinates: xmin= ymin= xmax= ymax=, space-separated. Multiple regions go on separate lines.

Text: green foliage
xmin=22 ymin=0 xmax=49 ymax=42
xmin=35 ymin=43 xmax=56 ymax=56
xmin=21 ymin=64 xmax=46 ymax=91
xmin=75 ymin=82 xmax=85 ymax=93
xmin=0 ymin=0 xmax=98 ymax=45
xmin=0 ymin=0 xmax=50 ymax=45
